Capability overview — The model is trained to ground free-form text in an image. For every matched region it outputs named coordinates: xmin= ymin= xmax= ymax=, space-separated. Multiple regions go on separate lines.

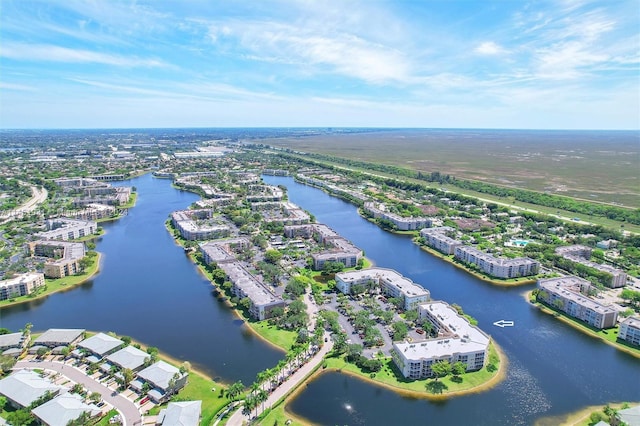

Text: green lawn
xmin=0 ymin=253 xmax=101 ymax=308
xmin=247 ymin=321 xmax=297 ymax=351
xmin=174 ymin=372 xmax=228 ymax=426
xmin=119 ymin=193 xmax=138 ymax=209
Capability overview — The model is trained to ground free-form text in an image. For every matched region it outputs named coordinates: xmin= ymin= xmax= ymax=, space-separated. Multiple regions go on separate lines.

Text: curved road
xmin=15 ymin=360 xmax=142 ymax=426
xmin=0 ymin=184 xmax=48 ymax=223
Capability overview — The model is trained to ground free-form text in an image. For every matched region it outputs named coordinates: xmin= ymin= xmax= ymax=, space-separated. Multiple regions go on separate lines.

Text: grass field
xmin=263 ymin=129 xmax=639 ymax=208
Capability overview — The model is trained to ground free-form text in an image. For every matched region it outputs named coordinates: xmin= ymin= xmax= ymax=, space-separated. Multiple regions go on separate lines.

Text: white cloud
xmin=0 ymin=43 xmax=165 ymax=67
xmin=475 ymin=41 xmax=507 ymax=56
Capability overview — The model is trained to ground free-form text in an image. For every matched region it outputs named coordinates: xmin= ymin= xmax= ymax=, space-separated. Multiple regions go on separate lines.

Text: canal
xmin=262 ymin=175 xmax=639 ymax=426
xmin=0 ymin=173 xmax=637 ymax=425
xmin=0 ymin=173 xmax=283 ymax=384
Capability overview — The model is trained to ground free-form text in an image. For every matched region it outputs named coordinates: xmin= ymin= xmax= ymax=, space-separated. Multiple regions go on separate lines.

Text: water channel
xmin=262 ymin=175 xmax=639 ymax=426
xmin=0 ymin=173 xmax=637 ymax=425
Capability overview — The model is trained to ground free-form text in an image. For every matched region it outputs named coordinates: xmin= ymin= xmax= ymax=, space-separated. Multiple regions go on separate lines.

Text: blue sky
xmin=1 ymin=0 xmax=638 ymax=129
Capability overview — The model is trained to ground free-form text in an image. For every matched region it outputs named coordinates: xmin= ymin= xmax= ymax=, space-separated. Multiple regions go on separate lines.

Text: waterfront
xmin=0 ymin=173 xmax=637 ymax=425
xmin=262 ymin=175 xmax=639 ymax=426
xmin=0 ymin=174 xmax=282 ymax=384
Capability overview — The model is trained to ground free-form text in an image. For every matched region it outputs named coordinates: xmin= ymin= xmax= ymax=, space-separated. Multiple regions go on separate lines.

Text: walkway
xmin=226 ymin=289 xmax=334 ymax=425
xmin=14 ymin=360 xmax=142 ymax=426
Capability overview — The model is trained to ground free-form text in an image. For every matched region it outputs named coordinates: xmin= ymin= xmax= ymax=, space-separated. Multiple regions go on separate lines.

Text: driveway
xmin=15 ymin=360 xmax=142 ymax=426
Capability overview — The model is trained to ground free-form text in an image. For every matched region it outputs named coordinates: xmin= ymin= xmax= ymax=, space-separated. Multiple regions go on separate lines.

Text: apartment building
xmin=454 ymin=246 xmax=540 ymax=279
xmin=66 ymin=203 xmax=116 ymax=221
xmin=251 ymin=201 xmax=310 ymax=225
xmin=28 ymin=240 xmax=86 ymax=278
xmin=538 ymin=276 xmax=618 ymax=329
xmin=38 ymin=218 xmax=97 ymax=241
xmin=246 ymin=184 xmax=284 ymax=202
xmin=420 ymin=226 xmax=463 ymax=255
xmin=392 ymin=301 xmax=490 ymax=379
xmin=336 ymin=268 xmax=430 ymax=310
xmin=555 ymin=245 xmax=627 ymax=288
xmin=131 ymin=361 xmax=188 ymax=403
xmin=171 ymin=209 xmax=231 ymax=241
xmin=618 ymin=317 xmax=640 ymax=347
xmin=200 ymin=240 xmax=284 ymax=320
xmin=284 ymin=223 xmax=363 ymax=270
xmin=0 ymin=273 xmax=45 ymax=301
xmin=363 ymin=202 xmax=432 ymax=231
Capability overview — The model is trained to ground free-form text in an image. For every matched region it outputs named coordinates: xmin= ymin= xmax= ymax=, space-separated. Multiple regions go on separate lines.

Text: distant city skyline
xmin=1 ymin=0 xmax=638 ymax=130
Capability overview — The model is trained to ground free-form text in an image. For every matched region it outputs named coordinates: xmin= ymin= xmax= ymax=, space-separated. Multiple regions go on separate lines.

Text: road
xmin=0 ymin=184 xmax=48 ymax=223
xmin=15 ymin=360 xmax=142 ymax=426
xmin=226 ymin=290 xmax=334 ymax=426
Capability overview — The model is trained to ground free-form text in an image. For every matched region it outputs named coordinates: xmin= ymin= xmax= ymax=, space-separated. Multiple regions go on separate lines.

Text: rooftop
xmin=78 ymin=333 xmax=124 ymax=357
xmin=32 ymin=393 xmax=100 ymax=426
xmin=0 ymin=370 xmax=62 ymax=408
xmin=34 ymin=328 xmax=85 ymax=346
xmin=137 ymin=360 xmax=183 ymax=390
xmin=106 ymin=346 xmax=151 ymax=371
xmin=159 ymin=401 xmax=202 ymax=426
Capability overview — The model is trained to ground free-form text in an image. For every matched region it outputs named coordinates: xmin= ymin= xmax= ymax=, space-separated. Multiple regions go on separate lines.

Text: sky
xmin=0 ymin=0 xmax=638 ymax=130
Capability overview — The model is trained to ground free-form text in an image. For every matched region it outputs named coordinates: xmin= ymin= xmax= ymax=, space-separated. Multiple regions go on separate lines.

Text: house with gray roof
xmin=131 ymin=360 xmax=187 ymax=403
xmin=157 ymin=401 xmax=202 ymax=426
xmin=32 ymin=393 xmax=100 ymax=426
xmin=0 ymin=332 xmax=28 ymax=357
xmin=34 ymin=328 xmax=85 ymax=348
xmin=75 ymin=333 xmax=124 ymax=363
xmin=103 ymin=345 xmax=151 ymax=372
xmin=0 ymin=370 xmax=62 ymax=409
xmin=617 ymin=405 xmax=640 ymax=426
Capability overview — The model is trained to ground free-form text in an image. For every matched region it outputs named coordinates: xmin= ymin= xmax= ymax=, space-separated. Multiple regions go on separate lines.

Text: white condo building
xmin=618 ymin=317 xmax=640 ymax=347
xmin=555 ymin=245 xmax=627 ymax=288
xmin=0 ymin=273 xmax=45 ymax=301
xmin=392 ymin=301 xmax=490 ymax=379
xmin=538 ymin=276 xmax=618 ymax=329
xmin=336 ymin=268 xmax=430 ymax=310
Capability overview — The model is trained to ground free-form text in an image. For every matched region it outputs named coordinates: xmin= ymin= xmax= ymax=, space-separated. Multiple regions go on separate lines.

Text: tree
xmin=239 ymin=297 xmax=252 ymax=311
xmin=36 ymin=346 xmax=49 ymax=359
xmin=227 ymin=380 xmax=244 ymax=400
xmin=0 ymin=355 xmax=16 ymax=374
xmin=404 ymin=309 xmax=418 ymax=323
xmin=392 ymin=321 xmax=408 ymax=341
xmin=89 ymin=392 xmax=101 ymax=403
xmin=6 ymin=409 xmax=33 ymax=426
xmin=346 ymin=344 xmax=363 ymax=363
xmin=264 ymin=249 xmax=283 ymax=264
xmin=321 ymin=261 xmax=345 ymax=275
xmin=431 ymin=360 xmax=452 ymax=381
xmin=67 ymin=411 xmax=92 ymax=426
xmin=121 ymin=368 xmax=134 ymax=388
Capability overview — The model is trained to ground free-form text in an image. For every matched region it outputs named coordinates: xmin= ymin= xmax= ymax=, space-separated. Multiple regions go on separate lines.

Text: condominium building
xmin=38 ymin=218 xmax=97 ymax=241
xmin=246 ymin=184 xmax=284 ymax=202
xmin=200 ymin=240 xmax=284 ymax=320
xmin=618 ymin=317 xmax=640 ymax=346
xmin=66 ymin=203 xmax=116 ymax=221
xmin=454 ymin=246 xmax=540 ymax=279
xmin=538 ymin=276 xmax=618 ymax=329
xmin=0 ymin=273 xmax=45 ymax=301
xmin=392 ymin=301 xmax=490 ymax=379
xmin=336 ymin=268 xmax=430 ymax=310
xmin=284 ymin=223 xmax=363 ymax=270
xmin=28 ymin=240 xmax=86 ymax=278
xmin=363 ymin=202 xmax=432 ymax=231
xmin=171 ymin=209 xmax=231 ymax=241
xmin=555 ymin=245 xmax=627 ymax=288
xmin=420 ymin=226 xmax=463 ymax=255
xmin=251 ymin=201 xmax=310 ymax=225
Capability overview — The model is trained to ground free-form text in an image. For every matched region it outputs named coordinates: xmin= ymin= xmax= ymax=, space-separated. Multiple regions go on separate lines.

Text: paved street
xmin=15 ymin=360 xmax=142 ymax=426
xmin=0 ymin=184 xmax=48 ymax=223
xmin=226 ymin=289 xmax=334 ymax=426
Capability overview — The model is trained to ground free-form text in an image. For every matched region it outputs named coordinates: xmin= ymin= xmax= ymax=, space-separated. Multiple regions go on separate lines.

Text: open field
xmin=262 ymin=129 xmax=639 ymax=208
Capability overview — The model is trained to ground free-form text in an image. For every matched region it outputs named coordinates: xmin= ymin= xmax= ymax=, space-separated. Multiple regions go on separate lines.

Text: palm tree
xmin=227 ymin=380 xmax=244 ymax=401
xmin=256 ymin=388 xmax=268 ymax=414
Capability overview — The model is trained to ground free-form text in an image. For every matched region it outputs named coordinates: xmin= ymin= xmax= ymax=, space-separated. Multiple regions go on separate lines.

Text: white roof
xmin=78 ymin=333 xmax=124 ymax=357
xmin=0 ymin=332 xmax=25 ymax=349
xmin=161 ymin=401 xmax=202 ymax=426
xmin=106 ymin=346 xmax=150 ymax=371
xmin=32 ymin=393 xmax=100 ymax=426
xmin=137 ymin=361 xmax=182 ymax=390
xmin=34 ymin=329 xmax=85 ymax=346
xmin=0 ymin=370 xmax=61 ymax=408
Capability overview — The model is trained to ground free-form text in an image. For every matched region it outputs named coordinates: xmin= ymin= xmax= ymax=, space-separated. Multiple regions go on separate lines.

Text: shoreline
xmin=526 ymin=291 xmax=640 ymax=359
xmin=0 ymin=252 xmax=102 ymax=309
xmin=416 ymin=243 xmax=537 ymax=287
xmin=534 ymin=401 xmax=640 ymax=426
xmin=165 ymin=221 xmax=290 ymax=354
